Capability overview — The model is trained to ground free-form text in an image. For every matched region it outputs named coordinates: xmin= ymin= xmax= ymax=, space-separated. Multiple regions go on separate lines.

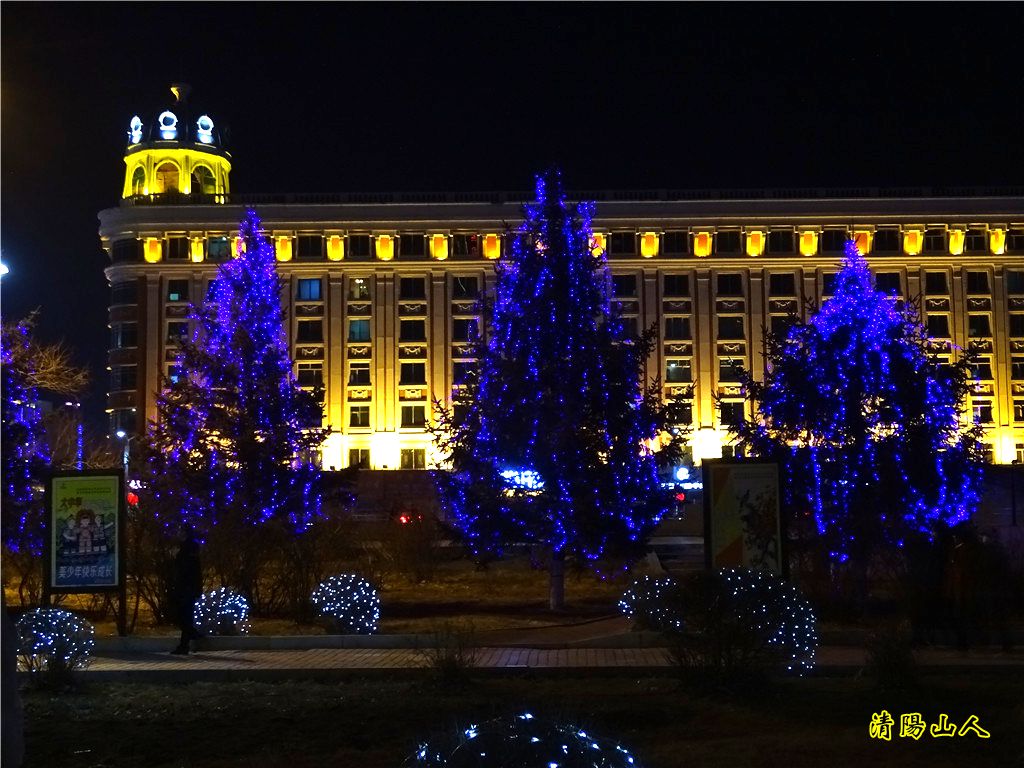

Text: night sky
xmin=2 ymin=4 xmax=1022 ymax=422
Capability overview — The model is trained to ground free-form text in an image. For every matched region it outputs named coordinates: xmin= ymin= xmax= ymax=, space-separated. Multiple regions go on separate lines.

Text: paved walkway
xmin=80 ymin=645 xmax=1024 ymax=682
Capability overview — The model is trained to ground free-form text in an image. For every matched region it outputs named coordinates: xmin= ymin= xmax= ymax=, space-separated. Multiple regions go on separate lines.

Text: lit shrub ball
xmin=310 ymin=574 xmax=380 ymax=635
xmin=404 ymin=712 xmax=642 ymax=767
xmin=193 ymin=587 xmax=251 ymax=636
xmin=618 ymin=575 xmax=684 ymax=632
xmin=694 ymin=567 xmax=818 ymax=676
xmin=15 ymin=608 xmax=95 ymax=679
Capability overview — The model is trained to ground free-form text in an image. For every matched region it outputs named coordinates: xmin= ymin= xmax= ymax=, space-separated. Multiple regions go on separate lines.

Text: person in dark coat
xmin=171 ymin=527 xmax=203 ymax=655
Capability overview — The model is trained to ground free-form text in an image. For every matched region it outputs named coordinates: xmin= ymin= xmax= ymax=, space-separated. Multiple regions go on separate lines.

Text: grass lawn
xmin=20 ymin=672 xmax=1023 ymax=768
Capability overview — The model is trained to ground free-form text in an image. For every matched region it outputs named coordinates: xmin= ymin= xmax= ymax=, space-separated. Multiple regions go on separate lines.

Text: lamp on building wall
xmin=745 ymin=230 xmax=765 ymax=257
xmin=483 ymin=234 xmax=501 ymax=260
xmin=640 ymin=232 xmax=659 ymax=258
xmin=854 ymin=230 xmax=872 ymax=256
xmin=903 ymin=229 xmax=923 ymax=256
xmin=989 ymin=228 xmax=1006 ymax=255
xmin=327 ymin=235 xmax=344 ymax=261
xmin=430 ymin=234 xmax=449 ymax=261
xmin=144 ymin=238 xmax=162 ymax=264
xmin=275 ymin=236 xmax=292 ymax=262
xmin=375 ymin=235 xmax=395 ymax=261
xmin=693 ymin=231 xmax=713 ymax=258
xmin=799 ymin=231 xmax=819 ymax=257
xmin=948 ymin=229 xmax=965 ymax=256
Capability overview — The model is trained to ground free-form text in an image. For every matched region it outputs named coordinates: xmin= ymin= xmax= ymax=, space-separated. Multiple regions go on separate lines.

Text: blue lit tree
xmin=735 ymin=241 xmax=985 ymax=581
xmin=144 ymin=209 xmax=330 ymax=601
xmin=433 ymin=172 xmax=685 ymax=609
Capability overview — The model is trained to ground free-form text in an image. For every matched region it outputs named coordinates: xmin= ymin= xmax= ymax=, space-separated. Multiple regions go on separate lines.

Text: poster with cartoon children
xmin=51 ymin=474 xmax=121 ymax=589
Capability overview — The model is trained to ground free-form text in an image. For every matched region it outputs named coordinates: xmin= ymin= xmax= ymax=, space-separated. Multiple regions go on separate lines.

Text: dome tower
xmin=121 ymin=84 xmax=231 ymax=201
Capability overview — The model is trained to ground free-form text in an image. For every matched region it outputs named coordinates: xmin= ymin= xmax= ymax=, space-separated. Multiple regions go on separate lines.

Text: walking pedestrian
xmin=171 ymin=527 xmax=203 ymax=655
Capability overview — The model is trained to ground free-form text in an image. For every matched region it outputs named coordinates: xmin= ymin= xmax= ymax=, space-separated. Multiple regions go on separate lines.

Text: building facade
xmin=100 ymin=92 xmax=1024 ymax=470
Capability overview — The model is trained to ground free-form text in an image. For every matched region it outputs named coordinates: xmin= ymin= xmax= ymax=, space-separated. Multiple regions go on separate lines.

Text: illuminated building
xmin=100 ymin=88 xmax=1024 ymax=468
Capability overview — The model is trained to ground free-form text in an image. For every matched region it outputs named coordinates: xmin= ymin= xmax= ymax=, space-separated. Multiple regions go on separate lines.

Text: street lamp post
xmin=114 ymin=429 xmax=136 ymax=478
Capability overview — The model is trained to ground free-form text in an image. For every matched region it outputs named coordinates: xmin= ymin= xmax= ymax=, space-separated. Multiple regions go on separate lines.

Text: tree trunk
xmin=549 ymin=550 xmax=565 ymax=611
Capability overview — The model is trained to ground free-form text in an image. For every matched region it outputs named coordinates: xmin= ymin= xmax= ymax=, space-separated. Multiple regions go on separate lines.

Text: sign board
xmin=46 ymin=471 xmax=125 ymax=592
xmin=702 ymin=459 xmax=785 ymax=576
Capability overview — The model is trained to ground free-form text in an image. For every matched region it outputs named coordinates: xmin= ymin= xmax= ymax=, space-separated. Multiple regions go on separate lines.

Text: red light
xmin=399 ymin=515 xmax=410 ymax=524
xmin=674 ymin=492 xmax=687 ymax=503
xmin=126 ymin=492 xmax=139 ymax=507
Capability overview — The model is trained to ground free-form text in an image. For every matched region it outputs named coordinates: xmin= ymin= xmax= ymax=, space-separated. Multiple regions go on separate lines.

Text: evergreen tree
xmin=144 ymin=209 xmax=329 ymax=597
xmin=433 ymin=172 xmax=685 ymax=608
xmin=735 ymin=241 xmax=984 ymax=575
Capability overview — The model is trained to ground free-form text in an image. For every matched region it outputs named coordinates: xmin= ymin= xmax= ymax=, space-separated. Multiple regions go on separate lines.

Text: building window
xmin=924 ymin=272 xmax=948 ymax=295
xmin=400 ymin=362 xmax=426 ymax=385
xmin=452 ymin=234 xmax=479 ymax=258
xmin=400 ymin=449 xmax=426 ymax=470
xmin=662 ymin=231 xmax=688 ymax=255
xmin=965 ymin=271 xmax=990 ymax=295
xmin=1007 ymin=271 xmax=1024 ymax=295
xmin=207 ymin=236 xmax=231 ymax=261
xmin=348 ymin=235 xmax=371 ymax=260
xmin=970 ymin=360 xmax=994 ymax=381
xmin=719 ymin=401 xmax=745 ymax=427
xmin=349 ymin=448 xmax=370 ymax=468
xmin=1014 ymin=401 xmax=1024 ymax=421
xmin=874 ymin=229 xmax=900 ymax=253
xmin=664 ymin=317 xmax=691 ymax=340
xmin=400 ymin=233 xmax=426 ymax=258
xmin=400 ymin=319 xmax=426 ymax=342
xmin=972 ymin=402 xmax=993 ymax=424
xmin=453 ymin=276 xmax=479 ymax=299
xmin=296 ymin=320 xmax=323 ymax=343
xmin=109 ymin=366 xmax=137 ymax=391
xmin=111 ymin=281 xmax=137 ymax=305
xmin=1011 ymin=356 xmax=1024 ymax=380
xmin=716 ymin=231 xmax=742 ymax=254
xmin=924 ymin=228 xmax=946 ymax=253
xmin=666 ymin=359 xmax=691 ymax=383
xmin=452 ymin=318 xmax=479 ymax=342
xmin=664 ymin=274 xmax=689 ymax=297
xmin=349 ymin=362 xmax=371 ymax=385
xmin=400 ymin=277 xmax=426 ymax=300
xmin=1009 ymin=315 xmax=1024 ymax=337
xmin=612 ymin=274 xmax=637 ymax=297
xmin=297 ymin=363 xmax=323 ymax=389
xmin=167 ymin=279 xmax=190 ymax=302
xmin=770 ymin=315 xmax=795 ymax=337
xmin=926 ymin=314 xmax=950 ymax=338
xmin=769 ymin=273 xmax=796 ymax=296
xmin=206 ymin=279 xmax=221 ymax=301
xmin=296 ymin=278 xmax=322 ymax=301
xmin=348 ymin=319 xmax=371 ymax=342
xmin=767 ymin=230 xmax=794 ymax=254
xmin=965 ymin=229 xmax=987 ymax=253
xmin=110 ymin=322 xmax=138 ymax=349
xmin=718 ymin=316 xmax=745 ymax=340
xmin=349 ymin=406 xmax=370 ymax=428
xmin=401 ymin=405 xmax=426 ymax=428
xmin=719 ymin=359 xmax=744 ymax=382
xmin=822 ymin=273 xmax=837 ymax=296
xmin=166 ymin=237 xmax=190 ymax=261
xmin=967 ymin=315 xmax=991 ymax=338
xmin=609 ymin=232 xmax=636 ymax=255
xmin=111 ymin=239 xmax=142 ymax=264
xmin=1009 ymin=230 xmax=1024 ymax=253
xmin=166 ymin=365 xmax=184 ymax=385
xmin=109 ymin=409 xmax=136 ymax=435
xmin=875 ymin=272 xmax=902 ymax=296
xmin=348 ymin=278 xmax=371 ymax=301
xmin=821 ymin=229 xmax=847 ymax=253
xmin=296 ymin=235 xmax=323 ymax=260
xmin=166 ymin=321 xmax=189 ymax=344
xmin=716 ymin=273 xmax=743 ymax=296
xmin=453 ymin=361 xmax=477 ymax=385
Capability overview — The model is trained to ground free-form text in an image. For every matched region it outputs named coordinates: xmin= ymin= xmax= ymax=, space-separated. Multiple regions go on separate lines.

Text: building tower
xmin=121 ymin=84 xmax=231 ymax=201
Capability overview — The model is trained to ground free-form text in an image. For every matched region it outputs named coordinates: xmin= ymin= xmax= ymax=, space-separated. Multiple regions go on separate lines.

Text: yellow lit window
xmin=375 ymin=235 xmax=395 ymax=261
xmin=190 ymin=238 xmax=204 ymax=263
xmin=799 ymin=231 xmax=818 ymax=257
xmin=327 ymin=235 xmax=344 ymax=261
xmin=989 ymin=228 xmax=1006 ymax=255
xmin=948 ymin=229 xmax=965 ymax=256
xmin=640 ymin=232 xmax=659 ymax=258
xmin=854 ymin=230 xmax=872 ymax=256
xmin=483 ymin=234 xmax=501 ymax=260
xmin=430 ymin=234 xmax=449 ymax=261
xmin=275 ymin=236 xmax=292 ymax=262
xmin=693 ymin=232 xmax=712 ymax=258
xmin=903 ymin=229 xmax=923 ymax=256
xmin=746 ymin=230 xmax=765 ymax=257
xmin=590 ymin=233 xmax=606 ymax=255
xmin=144 ymin=238 xmax=162 ymax=263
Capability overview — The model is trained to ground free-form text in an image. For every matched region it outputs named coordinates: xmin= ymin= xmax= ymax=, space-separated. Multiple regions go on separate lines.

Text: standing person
xmin=171 ymin=527 xmax=203 ymax=655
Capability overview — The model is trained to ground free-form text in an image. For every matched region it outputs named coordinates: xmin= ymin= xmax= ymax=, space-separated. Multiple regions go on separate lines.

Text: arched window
xmin=154 ymin=162 xmax=179 ymax=194
xmin=191 ymin=165 xmax=216 ymax=195
xmin=131 ymin=166 xmax=146 ymax=196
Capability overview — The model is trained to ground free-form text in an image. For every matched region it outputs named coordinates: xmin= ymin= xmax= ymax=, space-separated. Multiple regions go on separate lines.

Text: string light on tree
xmin=618 ymin=575 xmax=684 ymax=632
xmin=15 ymin=608 xmax=95 ymax=682
xmin=193 ymin=587 xmax=251 ymax=636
